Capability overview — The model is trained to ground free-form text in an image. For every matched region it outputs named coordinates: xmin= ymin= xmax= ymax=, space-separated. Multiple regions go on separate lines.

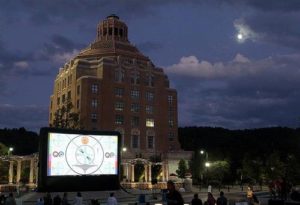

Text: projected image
xmin=48 ymin=133 xmax=118 ymax=176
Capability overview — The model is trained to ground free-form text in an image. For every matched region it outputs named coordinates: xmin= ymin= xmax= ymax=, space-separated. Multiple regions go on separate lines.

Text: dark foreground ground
xmin=4 ymin=185 xmax=296 ymax=205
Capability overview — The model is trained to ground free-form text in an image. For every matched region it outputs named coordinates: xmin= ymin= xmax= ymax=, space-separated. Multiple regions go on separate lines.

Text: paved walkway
xmin=13 ymin=185 xmax=271 ymax=205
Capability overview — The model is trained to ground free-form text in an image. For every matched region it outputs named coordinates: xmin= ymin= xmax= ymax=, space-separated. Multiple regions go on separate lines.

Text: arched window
xmin=115 ymin=67 xmax=125 ymax=82
xmin=131 ymin=70 xmax=140 ymax=85
xmin=145 ymin=73 xmax=154 ymax=87
xmin=131 ymin=129 xmax=140 ymax=149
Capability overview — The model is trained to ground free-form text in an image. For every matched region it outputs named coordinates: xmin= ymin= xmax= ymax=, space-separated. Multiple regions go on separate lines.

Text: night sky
xmin=1 ymin=0 xmax=300 ymax=131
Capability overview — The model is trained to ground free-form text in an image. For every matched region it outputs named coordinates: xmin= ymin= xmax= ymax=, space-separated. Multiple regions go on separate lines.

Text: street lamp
xmin=205 ymin=162 xmax=210 ymax=186
xmin=8 ymin=147 xmax=14 ymax=156
xmin=122 ymin=147 xmax=127 ymax=152
xmin=200 ymin=150 xmax=209 ymax=187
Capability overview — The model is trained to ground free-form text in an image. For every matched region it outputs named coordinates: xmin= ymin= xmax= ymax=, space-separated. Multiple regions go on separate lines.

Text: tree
xmin=207 ymin=160 xmax=230 ymax=187
xmin=149 ymin=155 xmax=162 ymax=182
xmin=51 ymin=100 xmax=80 ymax=129
xmin=134 ymin=160 xmax=145 ymax=182
xmin=189 ymin=150 xmax=202 ymax=184
xmin=242 ymin=154 xmax=263 ymax=184
xmin=0 ymin=143 xmax=9 ymax=183
xmin=176 ymin=159 xmax=188 ymax=180
xmin=0 ymin=142 xmax=8 ymax=155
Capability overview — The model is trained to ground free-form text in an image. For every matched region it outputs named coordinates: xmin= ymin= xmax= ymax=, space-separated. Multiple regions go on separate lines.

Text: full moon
xmin=237 ymin=33 xmax=243 ymax=40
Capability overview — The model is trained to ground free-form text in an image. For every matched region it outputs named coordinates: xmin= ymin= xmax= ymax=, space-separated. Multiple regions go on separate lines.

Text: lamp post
xmin=121 ymin=147 xmax=128 ymax=181
xmin=200 ymin=150 xmax=209 ymax=184
xmin=205 ymin=162 xmax=210 ymax=186
xmin=8 ymin=147 xmax=13 ymax=156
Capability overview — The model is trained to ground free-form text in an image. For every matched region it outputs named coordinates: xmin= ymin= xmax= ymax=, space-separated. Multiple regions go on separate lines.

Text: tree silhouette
xmin=176 ymin=159 xmax=188 ymax=180
xmin=51 ymin=100 xmax=80 ymax=129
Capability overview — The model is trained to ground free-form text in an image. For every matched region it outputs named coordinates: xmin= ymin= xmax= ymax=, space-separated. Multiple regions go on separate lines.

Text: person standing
xmin=44 ymin=193 xmax=53 ymax=205
xmin=107 ymin=193 xmax=117 ymax=205
xmin=73 ymin=192 xmax=83 ymax=205
xmin=166 ymin=180 xmax=184 ymax=205
xmin=36 ymin=198 xmax=44 ymax=205
xmin=206 ymin=192 xmax=216 ymax=205
xmin=5 ymin=193 xmax=16 ymax=205
xmin=62 ymin=193 xmax=69 ymax=205
xmin=217 ymin=191 xmax=227 ymax=205
xmin=53 ymin=195 xmax=61 ymax=205
xmin=191 ymin=193 xmax=202 ymax=205
xmin=247 ymin=186 xmax=254 ymax=205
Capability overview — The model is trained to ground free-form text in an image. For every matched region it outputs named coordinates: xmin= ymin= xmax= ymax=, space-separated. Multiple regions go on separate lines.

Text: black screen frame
xmin=38 ymin=127 xmax=121 ymax=192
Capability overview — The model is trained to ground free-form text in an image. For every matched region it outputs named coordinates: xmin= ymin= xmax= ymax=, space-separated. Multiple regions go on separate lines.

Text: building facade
xmin=49 ymin=15 xmax=188 ymax=183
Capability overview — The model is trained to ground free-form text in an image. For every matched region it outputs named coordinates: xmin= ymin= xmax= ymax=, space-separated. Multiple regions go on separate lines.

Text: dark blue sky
xmin=1 ymin=0 xmax=300 ymax=131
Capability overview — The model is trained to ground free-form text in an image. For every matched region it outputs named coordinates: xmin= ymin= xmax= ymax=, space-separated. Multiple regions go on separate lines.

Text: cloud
xmin=14 ymin=61 xmax=29 ymax=69
xmin=242 ymin=0 xmax=300 ymax=12
xmin=165 ymin=53 xmax=300 ymax=128
xmin=52 ymin=49 xmax=80 ymax=64
xmin=234 ymin=18 xmax=260 ymax=43
xmin=229 ymin=1 xmax=300 ymax=50
xmin=0 ymin=104 xmax=48 ymax=131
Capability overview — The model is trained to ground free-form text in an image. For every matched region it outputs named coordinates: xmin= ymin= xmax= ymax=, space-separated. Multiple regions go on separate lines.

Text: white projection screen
xmin=48 ymin=133 xmax=118 ymax=176
xmin=38 ymin=128 xmax=121 ymax=192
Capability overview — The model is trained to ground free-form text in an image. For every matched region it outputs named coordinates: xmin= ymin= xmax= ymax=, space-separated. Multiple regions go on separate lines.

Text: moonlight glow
xmin=237 ymin=33 xmax=243 ymax=40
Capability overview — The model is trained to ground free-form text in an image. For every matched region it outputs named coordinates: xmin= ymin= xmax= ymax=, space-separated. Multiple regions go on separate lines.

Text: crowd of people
xmin=268 ymin=178 xmax=292 ymax=200
xmin=166 ymin=180 xmax=229 ymax=205
xmin=33 ymin=192 xmax=117 ymax=205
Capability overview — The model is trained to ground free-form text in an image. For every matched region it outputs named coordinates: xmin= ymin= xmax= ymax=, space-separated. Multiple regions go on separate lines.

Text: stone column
xmin=161 ymin=163 xmax=165 ymax=182
xmin=8 ymin=161 xmax=14 ymax=184
xmin=16 ymin=160 xmax=22 ymax=183
xmin=144 ymin=164 xmax=148 ymax=182
xmin=29 ymin=158 xmax=34 ymax=184
xmin=35 ymin=159 xmax=39 ymax=184
xmin=131 ymin=164 xmax=135 ymax=182
xmin=165 ymin=162 xmax=169 ymax=181
xmin=148 ymin=163 xmax=152 ymax=182
xmin=125 ymin=163 xmax=129 ymax=181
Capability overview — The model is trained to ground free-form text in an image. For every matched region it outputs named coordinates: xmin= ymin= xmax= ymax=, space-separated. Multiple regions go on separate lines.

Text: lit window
xmin=146 ymin=92 xmax=154 ymax=101
xmin=114 ymin=87 xmax=124 ymax=97
xmin=131 ymin=135 xmax=139 ymax=149
xmin=147 ymin=136 xmax=154 ymax=149
xmin=115 ymin=102 xmax=124 ymax=111
xmin=92 ymin=84 xmax=98 ymax=94
xmin=131 ymin=103 xmax=140 ymax=112
xmin=131 ymin=116 xmax=139 ymax=127
xmin=168 ymin=132 xmax=175 ymax=141
xmin=131 ymin=90 xmax=140 ymax=99
xmin=91 ymin=113 xmax=97 ymax=122
xmin=146 ymin=118 xmax=154 ymax=127
xmin=92 ymin=99 xmax=98 ymax=108
xmin=67 ymin=91 xmax=71 ymax=99
xmin=168 ymin=119 xmax=174 ymax=128
xmin=115 ymin=115 xmax=124 ymax=125
xmin=146 ymin=105 xmax=153 ymax=114
xmin=168 ymin=95 xmax=173 ymax=105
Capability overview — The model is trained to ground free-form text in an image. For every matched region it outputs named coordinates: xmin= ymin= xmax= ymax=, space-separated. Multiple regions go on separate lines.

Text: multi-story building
xmin=49 ymin=15 xmax=189 ymax=183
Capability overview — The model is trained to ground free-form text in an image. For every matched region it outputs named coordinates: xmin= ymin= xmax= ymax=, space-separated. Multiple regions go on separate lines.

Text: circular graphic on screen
xmin=65 ymin=135 xmax=104 ymax=175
